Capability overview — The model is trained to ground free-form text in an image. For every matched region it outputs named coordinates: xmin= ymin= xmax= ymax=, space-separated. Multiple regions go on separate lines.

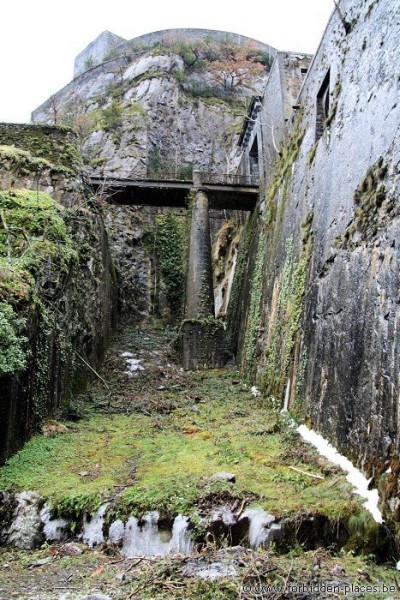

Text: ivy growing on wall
xmin=153 ymin=214 xmax=188 ymax=320
xmin=0 ymin=303 xmax=27 ymax=376
xmin=241 ymin=229 xmax=266 ymax=377
xmin=261 ymin=218 xmax=312 ymax=400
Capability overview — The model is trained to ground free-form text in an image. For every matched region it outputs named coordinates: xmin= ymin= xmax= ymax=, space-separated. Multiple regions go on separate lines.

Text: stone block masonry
xmin=185 ymin=173 xmax=214 ymax=319
xmin=233 ymin=0 xmax=400 ymax=518
xmin=182 ymin=172 xmax=226 ymax=369
xmin=74 ymin=31 xmax=127 ymax=77
xmin=181 ymin=320 xmax=226 ymax=370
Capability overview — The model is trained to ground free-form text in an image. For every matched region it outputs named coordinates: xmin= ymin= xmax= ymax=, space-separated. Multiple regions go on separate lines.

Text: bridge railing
xmin=145 ymin=171 xmax=258 ymax=186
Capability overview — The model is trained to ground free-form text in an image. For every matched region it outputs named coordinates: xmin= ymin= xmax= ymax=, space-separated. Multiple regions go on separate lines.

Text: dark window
xmin=316 ymin=70 xmax=330 ymax=141
xmin=249 ymin=137 xmax=259 ymax=184
xmin=300 ymin=67 xmax=308 ymax=74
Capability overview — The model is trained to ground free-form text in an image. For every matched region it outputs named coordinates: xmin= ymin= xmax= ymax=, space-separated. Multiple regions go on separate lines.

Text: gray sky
xmin=0 ymin=0 xmax=334 ymax=123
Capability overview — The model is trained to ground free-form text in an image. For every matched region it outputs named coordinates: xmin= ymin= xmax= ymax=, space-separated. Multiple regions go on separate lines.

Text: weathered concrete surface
xmin=74 ymin=31 xmax=127 ymax=77
xmin=185 ymin=176 xmax=214 ymax=319
xmin=233 ymin=0 xmax=400 ymax=517
xmin=237 ymin=52 xmax=311 ymax=184
xmin=181 ymin=320 xmax=226 ymax=370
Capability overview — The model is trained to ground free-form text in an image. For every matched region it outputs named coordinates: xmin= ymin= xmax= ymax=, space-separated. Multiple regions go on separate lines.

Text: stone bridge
xmin=92 ymin=171 xmax=259 ymax=369
xmin=89 ymin=172 xmax=259 ymax=211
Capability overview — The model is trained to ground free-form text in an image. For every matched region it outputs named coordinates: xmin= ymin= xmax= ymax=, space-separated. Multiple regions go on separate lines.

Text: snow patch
xmin=297 ymin=424 xmax=383 ymax=523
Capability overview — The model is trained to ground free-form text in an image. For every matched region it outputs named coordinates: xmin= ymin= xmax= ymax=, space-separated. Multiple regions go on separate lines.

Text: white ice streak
xmin=297 ymin=424 xmax=383 ymax=523
xmin=121 ymin=352 xmax=145 ymax=374
xmin=40 ymin=504 xmax=69 ymax=542
xmin=241 ymin=507 xmax=279 ymax=548
xmin=120 ymin=511 xmax=193 ymax=557
xmin=82 ymin=503 xmax=109 ymax=547
xmin=125 ymin=358 xmax=144 ymax=372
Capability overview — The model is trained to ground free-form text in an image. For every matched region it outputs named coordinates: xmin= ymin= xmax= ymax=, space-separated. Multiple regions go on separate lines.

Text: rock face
xmin=0 ymin=125 xmax=118 ymax=463
xmin=232 ymin=0 xmax=400 ymax=517
xmin=31 ymin=31 xmax=269 ymax=321
xmin=6 ymin=492 xmax=44 ymax=549
xmin=103 ymin=205 xmax=188 ymax=320
xmin=32 ymin=33 xmax=272 ymax=179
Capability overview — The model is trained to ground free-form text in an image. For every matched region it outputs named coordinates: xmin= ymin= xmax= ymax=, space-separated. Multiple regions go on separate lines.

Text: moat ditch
xmin=0 ymin=325 xmax=399 ymax=599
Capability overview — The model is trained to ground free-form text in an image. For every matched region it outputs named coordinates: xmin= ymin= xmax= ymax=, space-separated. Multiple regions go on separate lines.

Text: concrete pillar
xmin=181 ymin=171 xmax=226 ymax=370
xmin=185 ymin=171 xmax=214 ymax=318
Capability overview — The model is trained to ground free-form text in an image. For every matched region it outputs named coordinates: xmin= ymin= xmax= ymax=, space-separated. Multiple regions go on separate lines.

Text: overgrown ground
xmin=0 ymin=326 xmax=399 ymax=599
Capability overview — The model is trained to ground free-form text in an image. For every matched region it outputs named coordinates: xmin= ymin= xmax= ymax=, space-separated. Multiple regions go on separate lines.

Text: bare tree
xmin=49 ymin=95 xmax=59 ymax=125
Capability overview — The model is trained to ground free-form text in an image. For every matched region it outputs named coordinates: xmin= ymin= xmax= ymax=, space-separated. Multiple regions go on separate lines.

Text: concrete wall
xmin=233 ymin=0 xmax=400 ymax=517
xmin=237 ymin=52 xmax=311 ymax=184
xmin=74 ymin=31 xmax=127 ymax=77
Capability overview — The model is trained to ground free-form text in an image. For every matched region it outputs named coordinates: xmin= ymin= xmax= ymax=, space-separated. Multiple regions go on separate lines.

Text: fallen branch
xmin=288 ymin=465 xmax=324 ymax=480
xmin=75 ymin=351 xmax=110 ymax=389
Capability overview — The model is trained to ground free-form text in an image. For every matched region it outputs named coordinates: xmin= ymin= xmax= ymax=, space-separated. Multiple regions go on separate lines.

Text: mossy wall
xmin=104 ymin=205 xmax=189 ymax=323
xmin=228 ymin=0 xmax=400 ymax=520
xmin=0 ymin=123 xmax=81 ymax=173
xmin=0 ymin=133 xmax=118 ymax=464
xmin=228 ymin=112 xmax=310 ymax=401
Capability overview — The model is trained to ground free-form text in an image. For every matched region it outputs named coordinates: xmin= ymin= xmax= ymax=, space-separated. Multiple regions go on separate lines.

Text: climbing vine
xmin=154 ymin=214 xmax=188 ymax=320
xmin=241 ymin=230 xmax=266 ymax=377
xmin=261 ymin=216 xmax=312 ymax=400
xmin=0 ymin=303 xmax=27 ymax=376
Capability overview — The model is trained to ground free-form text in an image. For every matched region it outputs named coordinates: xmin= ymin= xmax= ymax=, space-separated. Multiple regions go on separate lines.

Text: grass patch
xmin=0 ymin=328 xmax=364 ymax=524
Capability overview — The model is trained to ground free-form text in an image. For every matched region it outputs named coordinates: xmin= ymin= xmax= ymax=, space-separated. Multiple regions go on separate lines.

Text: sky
xmin=0 ymin=0 xmax=334 ymax=124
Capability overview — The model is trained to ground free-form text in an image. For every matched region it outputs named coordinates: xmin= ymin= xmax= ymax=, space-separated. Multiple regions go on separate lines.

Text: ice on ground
xmin=297 ymin=424 xmax=383 ymax=523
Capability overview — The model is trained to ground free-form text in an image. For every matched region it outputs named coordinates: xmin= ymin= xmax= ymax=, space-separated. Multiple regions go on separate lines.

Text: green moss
xmin=0 ymin=189 xmax=79 ymax=388
xmin=339 ymin=158 xmax=388 ymax=249
xmin=307 ymin=143 xmax=317 ymax=166
xmin=0 ymin=123 xmax=80 ymax=173
xmin=154 ymin=214 xmax=188 ymax=320
xmin=241 ymin=230 xmax=266 ymax=377
xmin=0 ymin=145 xmax=75 ymax=178
xmin=0 ymin=302 xmax=27 ymax=376
xmin=265 ymin=111 xmax=304 ymax=211
xmin=261 ymin=230 xmax=312 ymax=400
xmin=0 ymin=357 xmax=363 ymax=522
xmin=346 ymin=512 xmax=386 ymax=555
xmin=325 ymin=99 xmax=338 ymax=127
xmin=0 ymin=189 xmax=78 ymax=279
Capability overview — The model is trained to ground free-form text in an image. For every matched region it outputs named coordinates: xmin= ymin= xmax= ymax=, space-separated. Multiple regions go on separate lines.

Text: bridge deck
xmin=89 ymin=176 xmax=259 ymax=211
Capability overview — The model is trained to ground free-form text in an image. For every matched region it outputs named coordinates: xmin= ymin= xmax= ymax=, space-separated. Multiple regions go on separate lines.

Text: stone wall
xmin=237 ymin=52 xmax=311 ymax=184
xmin=73 ymin=28 xmax=277 ymax=77
xmin=232 ymin=0 xmax=400 ymax=518
xmin=104 ymin=205 xmax=188 ymax=322
xmin=0 ymin=126 xmax=118 ymax=464
xmin=74 ymin=31 xmax=127 ymax=77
